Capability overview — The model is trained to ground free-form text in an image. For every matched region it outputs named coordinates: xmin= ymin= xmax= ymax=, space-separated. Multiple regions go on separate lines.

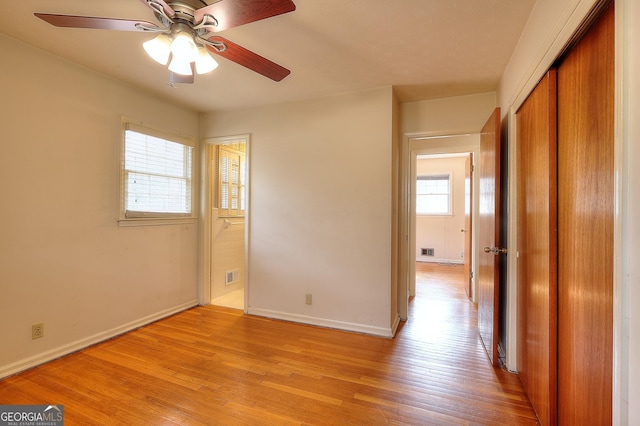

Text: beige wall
xmin=0 ymin=35 xmax=200 ymax=377
xmin=401 ymin=92 xmax=496 ymax=135
xmin=497 ymin=0 xmax=640 ymax=422
xmin=201 ymin=87 xmax=397 ymax=336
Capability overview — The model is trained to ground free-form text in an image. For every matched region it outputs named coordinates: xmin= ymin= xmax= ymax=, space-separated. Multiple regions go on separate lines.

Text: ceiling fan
xmin=34 ymin=0 xmax=296 ymax=84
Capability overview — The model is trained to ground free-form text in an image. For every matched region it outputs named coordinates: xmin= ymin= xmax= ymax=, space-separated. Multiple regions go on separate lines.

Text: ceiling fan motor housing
xmin=166 ymin=2 xmax=198 ymax=25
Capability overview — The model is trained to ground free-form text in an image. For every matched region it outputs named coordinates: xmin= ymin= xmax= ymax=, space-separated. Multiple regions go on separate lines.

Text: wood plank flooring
xmin=0 ymin=263 xmax=538 ymax=425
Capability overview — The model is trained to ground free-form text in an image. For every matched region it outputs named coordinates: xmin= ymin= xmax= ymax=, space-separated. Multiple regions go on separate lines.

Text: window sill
xmin=117 ymin=217 xmax=197 ymax=227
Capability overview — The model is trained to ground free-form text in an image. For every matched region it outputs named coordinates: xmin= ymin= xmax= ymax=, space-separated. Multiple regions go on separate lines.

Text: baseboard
xmin=390 ymin=313 xmax=402 ymax=337
xmin=416 ymin=259 xmax=464 ymax=265
xmin=498 ymin=338 xmax=508 ymax=370
xmin=247 ymin=308 xmax=396 ymax=338
xmin=0 ymin=299 xmax=199 ymax=380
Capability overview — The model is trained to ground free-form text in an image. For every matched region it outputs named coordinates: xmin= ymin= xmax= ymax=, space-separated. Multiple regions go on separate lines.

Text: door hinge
xmin=470 ymin=271 xmax=474 ymax=279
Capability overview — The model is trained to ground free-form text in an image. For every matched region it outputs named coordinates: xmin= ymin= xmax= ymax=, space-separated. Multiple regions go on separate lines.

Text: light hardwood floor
xmin=0 ymin=263 xmax=538 ymax=425
xmin=211 ymin=288 xmax=244 ymax=310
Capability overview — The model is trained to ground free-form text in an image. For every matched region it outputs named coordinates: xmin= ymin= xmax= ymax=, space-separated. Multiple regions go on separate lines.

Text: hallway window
xmin=121 ymin=122 xmax=194 ymax=220
xmin=416 ymin=174 xmax=451 ymax=215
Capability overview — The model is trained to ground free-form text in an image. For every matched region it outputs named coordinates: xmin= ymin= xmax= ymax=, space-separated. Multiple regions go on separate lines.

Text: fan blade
xmin=195 ymin=0 xmax=296 ymax=32
xmin=207 ymin=36 xmax=290 ymax=81
xmin=35 ymin=13 xmax=159 ymax=31
xmin=139 ymin=0 xmax=175 ymax=18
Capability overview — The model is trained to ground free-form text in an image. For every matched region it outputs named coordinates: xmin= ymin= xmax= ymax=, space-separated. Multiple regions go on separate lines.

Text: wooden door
xmin=516 ymin=69 xmax=558 ymax=426
xmin=463 ymin=153 xmax=473 ymax=298
xmin=557 ymin=2 xmax=614 ymax=424
xmin=477 ymin=107 xmax=502 ymax=366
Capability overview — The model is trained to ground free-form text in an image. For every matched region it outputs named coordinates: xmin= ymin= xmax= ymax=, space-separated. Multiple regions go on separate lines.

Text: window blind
xmin=123 ymin=129 xmax=193 ymax=217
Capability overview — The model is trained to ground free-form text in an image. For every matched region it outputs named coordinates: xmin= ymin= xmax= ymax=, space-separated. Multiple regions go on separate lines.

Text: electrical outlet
xmin=460 ymin=251 xmax=464 ymax=258
xmin=305 ymin=294 xmax=312 ymax=305
xmin=32 ymin=323 xmax=44 ymax=340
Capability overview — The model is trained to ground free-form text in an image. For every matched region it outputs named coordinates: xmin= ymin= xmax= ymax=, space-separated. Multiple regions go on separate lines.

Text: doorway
xmin=405 ymin=134 xmax=480 ymax=314
xmin=204 ymin=135 xmax=250 ymax=310
xmin=413 ymin=153 xmax=470 ymax=290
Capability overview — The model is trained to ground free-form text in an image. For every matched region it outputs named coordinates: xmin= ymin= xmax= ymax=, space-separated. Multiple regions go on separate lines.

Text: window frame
xmin=415 ymin=173 xmax=453 ymax=216
xmin=217 ymin=144 xmax=246 ymax=218
xmin=119 ymin=121 xmax=196 ymax=226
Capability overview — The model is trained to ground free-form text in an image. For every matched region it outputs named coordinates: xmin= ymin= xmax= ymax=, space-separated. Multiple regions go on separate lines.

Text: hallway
xmin=0 ymin=263 xmax=537 ymax=424
xmin=399 ymin=262 xmax=537 ymax=423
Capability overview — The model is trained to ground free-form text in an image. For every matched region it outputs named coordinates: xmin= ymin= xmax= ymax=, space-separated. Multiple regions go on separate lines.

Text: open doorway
xmin=404 ymin=133 xmax=480 ymax=318
xmin=413 ymin=153 xmax=470 ymax=297
xmin=204 ymin=135 xmax=249 ymax=310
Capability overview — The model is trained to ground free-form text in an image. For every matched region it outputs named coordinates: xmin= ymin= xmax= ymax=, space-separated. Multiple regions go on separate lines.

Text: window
xmin=217 ymin=144 xmax=246 ymax=217
xmin=416 ymin=174 xmax=452 ymax=215
xmin=121 ymin=122 xmax=194 ymax=221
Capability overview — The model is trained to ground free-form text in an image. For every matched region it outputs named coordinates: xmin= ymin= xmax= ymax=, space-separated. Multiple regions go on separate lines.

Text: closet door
xmin=516 ymin=69 xmax=557 ymax=426
xmin=557 ymin=2 xmax=614 ymax=424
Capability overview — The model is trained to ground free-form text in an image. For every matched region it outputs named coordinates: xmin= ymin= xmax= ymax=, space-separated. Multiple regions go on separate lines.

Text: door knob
xmin=483 ymin=246 xmax=507 ymax=255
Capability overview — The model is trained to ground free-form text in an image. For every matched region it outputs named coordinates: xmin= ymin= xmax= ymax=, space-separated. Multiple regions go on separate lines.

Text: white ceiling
xmin=0 ymin=0 xmax=536 ymax=113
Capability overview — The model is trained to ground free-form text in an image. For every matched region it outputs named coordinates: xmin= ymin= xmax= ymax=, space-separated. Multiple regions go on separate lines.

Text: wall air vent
xmin=225 ymin=269 xmax=240 ymax=285
xmin=421 ymin=248 xmax=435 ymax=257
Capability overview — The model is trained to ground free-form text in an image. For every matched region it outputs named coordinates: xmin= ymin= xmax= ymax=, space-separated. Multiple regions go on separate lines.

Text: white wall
xmin=497 ymin=0 xmax=640 ymax=423
xmin=401 ymin=92 xmax=497 ymax=135
xmin=415 ymin=156 xmax=466 ymax=264
xmin=0 ymin=35 xmax=200 ymax=378
xmin=200 ymin=87 xmax=396 ymax=336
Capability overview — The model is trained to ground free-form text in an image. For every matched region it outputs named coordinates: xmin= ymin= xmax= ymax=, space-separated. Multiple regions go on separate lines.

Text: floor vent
xmin=421 ymin=248 xmax=435 ymax=257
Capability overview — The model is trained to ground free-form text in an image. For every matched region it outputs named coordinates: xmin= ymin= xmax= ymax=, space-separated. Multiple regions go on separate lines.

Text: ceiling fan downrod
xmin=154 ymin=1 xmax=226 ymax=50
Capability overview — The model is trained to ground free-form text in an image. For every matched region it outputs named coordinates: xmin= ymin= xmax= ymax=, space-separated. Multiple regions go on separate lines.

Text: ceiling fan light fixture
xmin=170 ymin=31 xmax=198 ymax=63
xmin=168 ymin=56 xmax=193 ymax=76
xmin=143 ymin=33 xmax=172 ymax=65
xmin=195 ymin=46 xmax=218 ymax=74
